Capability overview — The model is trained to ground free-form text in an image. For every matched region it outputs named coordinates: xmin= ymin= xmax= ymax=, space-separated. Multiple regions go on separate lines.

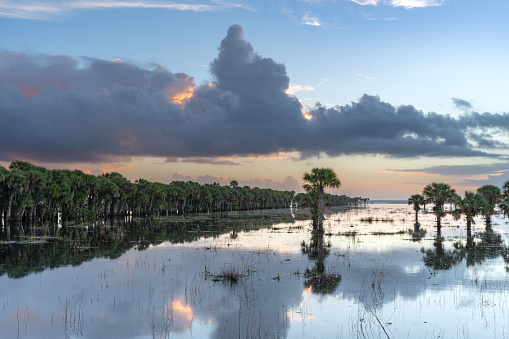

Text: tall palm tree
xmin=499 ymin=180 xmax=509 ymax=218
xmin=453 ymin=191 xmax=487 ymax=249
xmin=422 ymin=182 xmax=456 ymax=231
xmin=408 ymin=194 xmax=425 ymax=224
xmin=303 ymin=168 xmax=341 ymax=233
xmin=477 ymin=185 xmax=501 ymax=227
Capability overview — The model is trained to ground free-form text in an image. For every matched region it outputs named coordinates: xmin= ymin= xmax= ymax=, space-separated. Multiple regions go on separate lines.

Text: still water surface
xmin=1 ymin=204 xmax=509 ymax=338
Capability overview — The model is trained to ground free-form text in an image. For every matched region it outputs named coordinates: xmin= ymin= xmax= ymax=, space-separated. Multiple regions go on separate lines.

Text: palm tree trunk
xmin=317 ymin=190 xmax=325 ymax=234
xmin=466 ymin=218 xmax=473 ymax=249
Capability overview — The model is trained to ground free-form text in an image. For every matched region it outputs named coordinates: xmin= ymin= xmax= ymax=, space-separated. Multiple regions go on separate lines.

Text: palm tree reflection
xmin=423 ymin=228 xmax=462 ymax=270
xmin=465 ymin=224 xmax=507 ymax=267
xmin=424 ymin=222 xmax=509 ymax=270
xmin=301 ymin=232 xmax=341 ymax=295
xmin=411 ymin=222 xmax=426 ymax=241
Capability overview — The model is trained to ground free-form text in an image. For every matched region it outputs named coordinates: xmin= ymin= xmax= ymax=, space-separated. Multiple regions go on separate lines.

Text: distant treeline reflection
xmin=0 ymin=211 xmax=301 ymax=279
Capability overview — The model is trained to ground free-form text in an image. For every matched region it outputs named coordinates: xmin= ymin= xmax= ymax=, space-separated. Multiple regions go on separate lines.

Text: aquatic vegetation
xmin=209 ymin=267 xmax=244 ymax=285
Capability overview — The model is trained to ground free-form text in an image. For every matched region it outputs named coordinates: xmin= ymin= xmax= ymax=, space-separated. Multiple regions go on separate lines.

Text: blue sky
xmin=1 ymin=0 xmax=508 ymax=199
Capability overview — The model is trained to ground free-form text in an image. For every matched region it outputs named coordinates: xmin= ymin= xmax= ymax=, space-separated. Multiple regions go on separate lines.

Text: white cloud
xmin=0 ymin=0 xmax=245 ymax=20
xmin=302 ymin=13 xmax=321 ymax=26
xmin=350 ymin=0 xmax=381 ymax=5
xmin=389 ymin=0 xmax=444 ymax=9
xmin=318 ymin=78 xmax=328 ymax=86
xmin=357 ymin=73 xmax=375 ymax=80
xmin=286 ymin=84 xmax=315 ymax=95
xmin=349 ymin=0 xmax=445 ymax=9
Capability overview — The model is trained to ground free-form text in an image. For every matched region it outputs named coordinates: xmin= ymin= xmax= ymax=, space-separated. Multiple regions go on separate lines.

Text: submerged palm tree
xmin=422 ymin=182 xmax=456 ymax=231
xmin=499 ymin=180 xmax=509 ymax=218
xmin=408 ymin=194 xmax=425 ymax=224
xmin=453 ymin=191 xmax=487 ymax=248
xmin=302 ymin=168 xmax=341 ymax=233
xmin=477 ymin=185 xmax=501 ymax=227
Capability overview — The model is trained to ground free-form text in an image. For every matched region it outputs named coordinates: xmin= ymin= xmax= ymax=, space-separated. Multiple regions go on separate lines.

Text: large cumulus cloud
xmin=0 ymin=24 xmax=507 ymax=164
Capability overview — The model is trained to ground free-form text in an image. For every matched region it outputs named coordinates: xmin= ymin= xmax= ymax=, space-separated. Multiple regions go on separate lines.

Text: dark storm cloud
xmin=299 ymin=97 xmax=493 ymax=158
xmin=459 ymin=111 xmax=509 ymax=129
xmin=0 ymin=25 xmax=505 ymax=164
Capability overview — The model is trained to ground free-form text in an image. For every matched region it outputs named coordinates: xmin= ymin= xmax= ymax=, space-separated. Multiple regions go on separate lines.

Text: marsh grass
xmin=209 ymin=266 xmax=245 ymax=285
xmin=303 ymin=268 xmax=342 ymax=295
xmin=371 ymin=230 xmax=405 ymax=236
xmin=338 ymin=231 xmax=358 ymax=237
xmin=360 ymin=217 xmax=394 ymax=223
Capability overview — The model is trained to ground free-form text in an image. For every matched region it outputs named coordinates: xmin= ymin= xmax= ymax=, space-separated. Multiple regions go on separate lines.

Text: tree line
xmin=0 ymin=161 xmax=363 ymax=224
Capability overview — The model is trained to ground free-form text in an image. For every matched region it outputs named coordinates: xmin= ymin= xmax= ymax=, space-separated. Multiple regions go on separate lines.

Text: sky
xmin=0 ymin=0 xmax=508 ymax=199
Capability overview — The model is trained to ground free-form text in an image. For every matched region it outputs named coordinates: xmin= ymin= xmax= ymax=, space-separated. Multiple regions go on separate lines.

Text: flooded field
xmin=1 ymin=203 xmax=509 ymax=338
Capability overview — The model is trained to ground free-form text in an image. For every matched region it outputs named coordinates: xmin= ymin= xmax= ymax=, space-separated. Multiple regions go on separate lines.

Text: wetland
xmin=1 ymin=203 xmax=509 ymax=338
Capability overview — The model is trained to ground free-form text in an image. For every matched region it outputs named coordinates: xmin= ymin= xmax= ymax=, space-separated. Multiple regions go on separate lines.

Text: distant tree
xmin=423 ymin=182 xmax=456 ymax=231
xmin=229 ymin=180 xmax=239 ymax=188
xmin=453 ymin=191 xmax=487 ymax=248
xmin=303 ymin=168 xmax=341 ymax=233
xmin=408 ymin=194 xmax=425 ymax=224
xmin=477 ymin=185 xmax=501 ymax=227
xmin=499 ymin=180 xmax=509 ymax=218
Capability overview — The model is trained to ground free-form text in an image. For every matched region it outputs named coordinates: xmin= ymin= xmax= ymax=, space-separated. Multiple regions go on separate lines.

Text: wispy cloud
xmin=318 ymin=78 xmax=328 ymax=86
xmin=385 ymin=163 xmax=509 ymax=177
xmin=452 ymin=97 xmax=473 ymax=111
xmin=286 ymin=84 xmax=315 ymax=95
xmin=302 ymin=12 xmax=321 ymax=26
xmin=165 ymin=157 xmax=240 ymax=166
xmin=350 ymin=0 xmax=381 ymax=5
xmin=350 ymin=0 xmax=445 ymax=9
xmin=357 ymin=73 xmax=375 ymax=80
xmin=385 ymin=163 xmax=509 ymax=189
xmin=390 ymin=0 xmax=444 ymax=9
xmin=0 ymin=0 xmax=245 ymax=20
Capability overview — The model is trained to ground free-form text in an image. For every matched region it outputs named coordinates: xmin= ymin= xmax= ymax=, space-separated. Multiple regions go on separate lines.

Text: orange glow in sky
xmin=164 ymin=74 xmax=196 ymax=108
xmin=100 ymin=164 xmax=135 ymax=173
xmin=169 ymin=85 xmax=195 ymax=107
xmin=302 ymin=112 xmax=313 ymax=120
xmin=222 ymin=152 xmax=298 ymax=161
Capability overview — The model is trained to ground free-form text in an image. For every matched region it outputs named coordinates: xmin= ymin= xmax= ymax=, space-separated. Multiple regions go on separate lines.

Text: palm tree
xmin=302 ymin=168 xmax=341 ymax=233
xmin=422 ymin=182 xmax=456 ymax=231
xmin=453 ymin=191 xmax=487 ymax=249
xmin=408 ymin=194 xmax=425 ymax=224
xmin=477 ymin=185 xmax=501 ymax=227
xmin=499 ymin=180 xmax=509 ymax=218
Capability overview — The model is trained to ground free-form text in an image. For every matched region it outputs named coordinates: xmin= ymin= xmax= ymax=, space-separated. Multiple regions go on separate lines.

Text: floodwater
xmin=1 ymin=203 xmax=509 ymax=338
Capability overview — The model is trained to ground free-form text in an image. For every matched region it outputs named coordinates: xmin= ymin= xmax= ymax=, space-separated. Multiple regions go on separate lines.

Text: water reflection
xmin=423 ymin=229 xmax=462 ymax=270
xmin=411 ymin=222 xmax=426 ymax=241
xmin=465 ymin=224 xmax=508 ymax=267
xmin=1 ymin=205 xmax=509 ymax=338
xmin=301 ymin=232 xmax=341 ymax=295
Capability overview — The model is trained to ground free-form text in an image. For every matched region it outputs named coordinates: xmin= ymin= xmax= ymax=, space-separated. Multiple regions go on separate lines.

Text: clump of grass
xmin=371 ymin=230 xmax=405 ymax=236
xmin=210 ymin=267 xmax=243 ymax=284
xmin=360 ymin=217 xmax=394 ymax=223
xmin=339 ymin=231 xmax=357 ymax=237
